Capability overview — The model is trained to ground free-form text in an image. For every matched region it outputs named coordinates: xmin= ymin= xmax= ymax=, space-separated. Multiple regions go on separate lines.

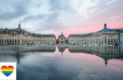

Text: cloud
xmin=0 ymin=0 xmax=30 ymax=21
xmin=69 ymin=0 xmax=119 ymax=18
xmin=0 ymin=0 xmax=122 ymax=35
xmin=22 ymin=14 xmax=46 ymax=22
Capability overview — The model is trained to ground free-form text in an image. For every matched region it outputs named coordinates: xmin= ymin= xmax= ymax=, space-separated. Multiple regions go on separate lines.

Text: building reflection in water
xmin=57 ymin=45 xmax=123 ymax=65
xmin=58 ymin=45 xmax=67 ymax=55
xmin=0 ymin=45 xmax=123 ymax=65
xmin=68 ymin=46 xmax=123 ymax=65
xmin=0 ymin=45 xmax=56 ymax=64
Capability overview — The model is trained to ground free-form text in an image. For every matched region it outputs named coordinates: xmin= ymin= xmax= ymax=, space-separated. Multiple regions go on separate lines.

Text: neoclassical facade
xmin=68 ymin=24 xmax=123 ymax=45
xmin=58 ymin=32 xmax=67 ymax=44
xmin=0 ymin=23 xmax=122 ymax=45
xmin=119 ymin=31 xmax=123 ymax=45
xmin=0 ymin=24 xmax=56 ymax=45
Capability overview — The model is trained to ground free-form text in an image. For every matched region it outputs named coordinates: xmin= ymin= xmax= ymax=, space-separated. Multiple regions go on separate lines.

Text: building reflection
xmin=0 ymin=45 xmax=56 ymax=64
xmin=68 ymin=46 xmax=123 ymax=65
xmin=58 ymin=45 xmax=67 ymax=55
xmin=0 ymin=45 xmax=123 ymax=65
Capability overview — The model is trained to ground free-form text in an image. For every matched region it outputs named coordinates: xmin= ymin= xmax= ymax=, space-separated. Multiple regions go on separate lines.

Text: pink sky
xmin=0 ymin=0 xmax=123 ymax=37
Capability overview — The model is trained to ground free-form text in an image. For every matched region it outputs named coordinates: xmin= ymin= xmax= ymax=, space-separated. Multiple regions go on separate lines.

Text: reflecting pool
xmin=0 ymin=45 xmax=123 ymax=80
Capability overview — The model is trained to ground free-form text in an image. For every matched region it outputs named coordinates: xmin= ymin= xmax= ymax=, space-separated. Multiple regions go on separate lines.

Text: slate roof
xmin=98 ymin=27 xmax=117 ymax=33
xmin=68 ymin=24 xmax=123 ymax=37
xmin=68 ymin=33 xmax=92 ymax=37
xmin=0 ymin=27 xmax=55 ymax=37
xmin=0 ymin=27 xmax=31 ymax=33
xmin=59 ymin=34 xmax=65 ymax=37
xmin=32 ymin=33 xmax=55 ymax=37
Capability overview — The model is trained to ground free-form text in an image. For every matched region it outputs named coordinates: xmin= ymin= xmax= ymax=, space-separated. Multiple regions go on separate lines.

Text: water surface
xmin=0 ymin=45 xmax=123 ymax=80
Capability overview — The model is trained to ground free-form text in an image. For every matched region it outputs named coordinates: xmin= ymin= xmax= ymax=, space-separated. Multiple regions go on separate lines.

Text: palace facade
xmin=57 ymin=32 xmax=67 ymax=44
xmin=0 ymin=24 xmax=56 ymax=45
xmin=0 ymin=23 xmax=122 ymax=45
xmin=68 ymin=24 xmax=123 ymax=45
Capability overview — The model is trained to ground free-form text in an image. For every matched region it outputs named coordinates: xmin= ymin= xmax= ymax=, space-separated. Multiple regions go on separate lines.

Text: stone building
xmin=68 ymin=24 xmax=123 ymax=46
xmin=0 ymin=24 xmax=31 ymax=45
xmin=32 ymin=34 xmax=56 ymax=45
xmin=0 ymin=24 xmax=56 ymax=45
xmin=58 ymin=32 xmax=67 ymax=44
xmin=120 ymin=33 xmax=123 ymax=45
xmin=117 ymin=29 xmax=123 ymax=45
xmin=0 ymin=23 xmax=122 ymax=45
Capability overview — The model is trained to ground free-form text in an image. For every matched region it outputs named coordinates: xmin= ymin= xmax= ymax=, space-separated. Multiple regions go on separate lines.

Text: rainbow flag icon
xmin=0 ymin=62 xmax=16 ymax=80
xmin=1 ymin=65 xmax=14 ymax=77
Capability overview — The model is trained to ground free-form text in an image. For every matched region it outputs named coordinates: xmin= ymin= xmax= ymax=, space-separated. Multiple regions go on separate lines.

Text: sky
xmin=0 ymin=0 xmax=123 ymax=37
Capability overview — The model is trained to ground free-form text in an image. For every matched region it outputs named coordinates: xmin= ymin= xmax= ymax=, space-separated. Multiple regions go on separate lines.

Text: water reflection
xmin=0 ymin=45 xmax=55 ymax=64
xmin=68 ymin=46 xmax=123 ymax=65
xmin=58 ymin=45 xmax=67 ymax=56
xmin=0 ymin=45 xmax=123 ymax=80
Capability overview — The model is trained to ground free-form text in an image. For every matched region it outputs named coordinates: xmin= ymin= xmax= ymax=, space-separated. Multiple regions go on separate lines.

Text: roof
xmin=0 ymin=28 xmax=29 ymax=34
xmin=68 ymin=25 xmax=123 ymax=37
xmin=68 ymin=33 xmax=92 ymax=37
xmin=58 ymin=32 xmax=66 ymax=38
xmin=0 ymin=27 xmax=56 ymax=37
xmin=59 ymin=34 xmax=65 ymax=37
xmin=98 ymin=27 xmax=117 ymax=33
xmin=112 ymin=29 xmax=123 ymax=33
xmin=32 ymin=33 xmax=55 ymax=37
xmin=98 ymin=24 xmax=123 ymax=33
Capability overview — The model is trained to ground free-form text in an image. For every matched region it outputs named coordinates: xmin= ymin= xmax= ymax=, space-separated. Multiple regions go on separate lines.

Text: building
xmin=118 ymin=30 xmax=123 ymax=45
xmin=68 ymin=24 xmax=123 ymax=46
xmin=0 ymin=23 xmax=122 ymax=45
xmin=120 ymin=32 xmax=123 ymax=45
xmin=58 ymin=32 xmax=67 ymax=44
xmin=0 ymin=24 xmax=56 ymax=45
xmin=32 ymin=33 xmax=56 ymax=45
